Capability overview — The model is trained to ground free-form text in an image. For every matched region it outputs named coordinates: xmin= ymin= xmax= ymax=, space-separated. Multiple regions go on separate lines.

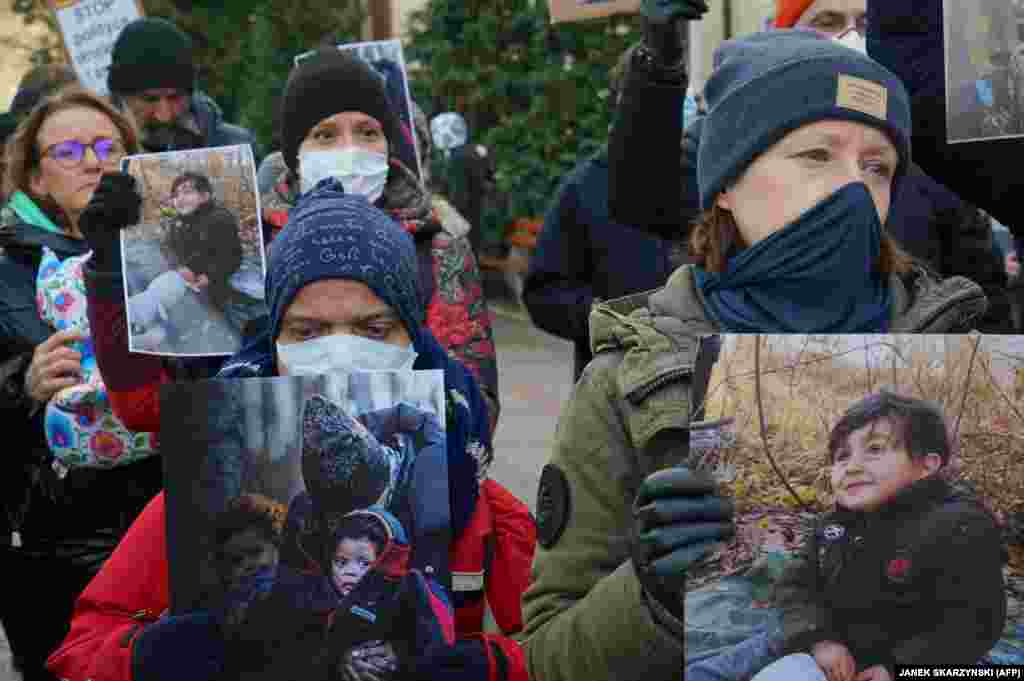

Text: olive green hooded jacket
xmin=519 ymin=262 xmax=987 ymax=681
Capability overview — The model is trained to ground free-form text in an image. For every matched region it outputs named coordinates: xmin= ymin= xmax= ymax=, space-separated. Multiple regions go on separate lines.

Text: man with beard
xmin=107 ymin=18 xmax=257 ymax=158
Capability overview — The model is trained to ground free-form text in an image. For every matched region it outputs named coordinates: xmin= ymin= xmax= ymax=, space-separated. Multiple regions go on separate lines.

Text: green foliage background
xmin=406 ymin=0 xmax=642 ymax=235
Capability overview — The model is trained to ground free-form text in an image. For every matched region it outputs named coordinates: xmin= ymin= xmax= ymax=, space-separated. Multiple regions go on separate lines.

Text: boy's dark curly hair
xmin=171 ymin=170 xmax=214 ymax=198
xmin=332 ymin=512 xmax=388 ymax=556
xmin=828 ymin=390 xmax=951 ymax=466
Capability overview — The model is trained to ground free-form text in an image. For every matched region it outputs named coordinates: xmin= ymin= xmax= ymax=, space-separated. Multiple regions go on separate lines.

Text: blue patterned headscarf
xmin=222 ymin=179 xmax=488 ymax=537
xmin=265 ymin=179 xmax=423 ymax=343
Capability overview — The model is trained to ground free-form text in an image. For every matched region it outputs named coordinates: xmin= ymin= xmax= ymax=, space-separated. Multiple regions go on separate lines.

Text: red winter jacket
xmin=47 ymin=480 xmax=535 ymax=681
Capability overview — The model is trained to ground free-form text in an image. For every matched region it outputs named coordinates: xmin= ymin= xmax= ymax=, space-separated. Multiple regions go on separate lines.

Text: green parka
xmin=519 ymin=269 xmax=717 ymax=681
xmin=519 ymin=261 xmax=989 ymax=681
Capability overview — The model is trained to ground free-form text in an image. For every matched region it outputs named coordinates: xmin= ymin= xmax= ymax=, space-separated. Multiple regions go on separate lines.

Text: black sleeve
xmin=937 ymin=197 xmax=1013 ymax=333
xmin=774 ymin=527 xmax=835 ymax=655
xmin=0 ymin=351 xmax=37 ymax=423
xmin=196 ymin=206 xmax=244 ymax=286
xmin=886 ymin=503 xmax=1006 ymax=668
xmin=607 ymin=55 xmax=689 ymax=236
xmin=522 ymin=170 xmax=594 ymax=344
xmin=867 ymin=0 xmax=1024 ymax=238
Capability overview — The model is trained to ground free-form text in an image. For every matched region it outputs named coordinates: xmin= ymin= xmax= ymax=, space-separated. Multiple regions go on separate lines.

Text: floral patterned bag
xmin=36 ymin=247 xmax=158 ymax=469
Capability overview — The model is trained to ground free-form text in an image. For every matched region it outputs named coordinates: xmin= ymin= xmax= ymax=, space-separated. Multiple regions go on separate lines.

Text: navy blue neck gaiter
xmin=694 ymin=182 xmax=892 ymax=333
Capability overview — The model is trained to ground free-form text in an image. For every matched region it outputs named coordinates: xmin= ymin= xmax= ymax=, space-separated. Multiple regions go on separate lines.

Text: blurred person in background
xmin=107 ymin=17 xmax=257 ymax=158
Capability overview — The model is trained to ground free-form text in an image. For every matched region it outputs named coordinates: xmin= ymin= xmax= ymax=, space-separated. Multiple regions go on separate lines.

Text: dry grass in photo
xmin=688 ymin=335 xmax=1023 ymax=594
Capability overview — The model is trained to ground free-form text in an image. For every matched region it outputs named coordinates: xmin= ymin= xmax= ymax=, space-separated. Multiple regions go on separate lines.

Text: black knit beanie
xmin=280 ymin=48 xmax=403 ymax=173
xmin=107 ymin=18 xmax=195 ymax=96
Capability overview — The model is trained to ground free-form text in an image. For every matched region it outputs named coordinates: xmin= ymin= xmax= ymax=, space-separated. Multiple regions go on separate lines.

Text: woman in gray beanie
xmin=520 ymin=14 xmax=986 ymax=681
xmin=607 ymin=21 xmax=987 ymax=334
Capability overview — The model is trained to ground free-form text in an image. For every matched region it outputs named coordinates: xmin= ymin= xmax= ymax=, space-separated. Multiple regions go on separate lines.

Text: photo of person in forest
xmin=121 ymin=145 xmax=266 ymax=355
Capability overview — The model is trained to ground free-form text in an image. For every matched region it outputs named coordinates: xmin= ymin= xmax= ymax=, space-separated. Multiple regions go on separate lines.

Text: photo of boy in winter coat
xmin=764 ymin=391 xmax=1006 ymax=681
xmin=329 ymin=510 xmax=405 ymax=681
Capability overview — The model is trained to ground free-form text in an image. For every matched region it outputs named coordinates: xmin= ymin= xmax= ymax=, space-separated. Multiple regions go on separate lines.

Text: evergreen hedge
xmin=406 ymin=0 xmax=641 ymax=237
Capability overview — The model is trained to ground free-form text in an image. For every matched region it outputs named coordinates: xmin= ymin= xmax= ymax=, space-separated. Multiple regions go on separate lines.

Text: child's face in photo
xmin=332 ymin=537 xmax=378 ymax=596
xmin=217 ymin=527 xmax=280 ymax=591
xmin=830 ymin=418 xmax=938 ymax=512
xmin=172 ymin=181 xmax=208 ymax=216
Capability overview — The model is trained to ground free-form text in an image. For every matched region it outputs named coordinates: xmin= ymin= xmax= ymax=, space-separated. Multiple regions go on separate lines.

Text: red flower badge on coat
xmin=886 ymin=556 xmax=912 ymax=583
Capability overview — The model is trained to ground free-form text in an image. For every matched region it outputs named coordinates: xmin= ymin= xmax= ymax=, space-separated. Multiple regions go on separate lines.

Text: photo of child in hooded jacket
xmin=761 ymin=391 xmax=1006 ymax=681
xmin=329 ymin=510 xmax=405 ymax=681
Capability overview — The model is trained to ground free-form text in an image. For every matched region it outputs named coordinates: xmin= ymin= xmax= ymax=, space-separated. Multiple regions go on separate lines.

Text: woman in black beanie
xmin=260 ymin=48 xmax=500 ymax=437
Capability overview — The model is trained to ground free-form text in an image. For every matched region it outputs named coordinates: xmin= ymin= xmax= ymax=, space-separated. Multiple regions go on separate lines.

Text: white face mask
xmin=276 ymin=333 xmax=418 ymax=376
xmin=833 ymin=29 xmax=867 ymax=55
xmin=298 ymin=147 xmax=389 ymax=203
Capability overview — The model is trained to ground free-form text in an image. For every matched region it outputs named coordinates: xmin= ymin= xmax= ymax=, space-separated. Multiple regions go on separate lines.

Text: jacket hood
xmin=338 ymin=506 xmax=410 ymax=580
xmin=190 ymin=91 xmax=225 ymax=139
xmin=587 ymin=268 xmax=710 ymax=405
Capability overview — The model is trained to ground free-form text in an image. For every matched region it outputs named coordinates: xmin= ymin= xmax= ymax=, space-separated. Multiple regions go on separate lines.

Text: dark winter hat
xmin=280 ymin=48 xmax=403 ymax=173
xmin=107 ymin=18 xmax=195 ymax=96
xmin=698 ymin=30 xmax=912 ymax=209
xmin=265 ymin=179 xmax=422 ymax=343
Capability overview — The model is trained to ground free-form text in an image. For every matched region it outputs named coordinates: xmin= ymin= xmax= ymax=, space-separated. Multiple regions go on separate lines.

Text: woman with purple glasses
xmin=0 ymin=85 xmax=159 ymax=681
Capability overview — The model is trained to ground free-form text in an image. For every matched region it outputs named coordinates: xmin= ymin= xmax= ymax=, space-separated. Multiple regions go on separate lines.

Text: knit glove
xmin=79 ymin=171 xmax=141 ymax=273
xmin=631 ymin=466 xmax=734 ymax=624
xmin=640 ymin=0 xmax=709 ymax=67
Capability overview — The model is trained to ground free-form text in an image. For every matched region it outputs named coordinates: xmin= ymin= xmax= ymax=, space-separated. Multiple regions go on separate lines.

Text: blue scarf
xmin=694 ymin=183 xmax=892 ymax=333
xmin=217 ymin=325 xmax=489 ymax=540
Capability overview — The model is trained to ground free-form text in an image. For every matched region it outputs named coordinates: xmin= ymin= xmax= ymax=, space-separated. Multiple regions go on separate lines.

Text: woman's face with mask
xmin=715 ymin=119 xmax=898 ymax=247
xmin=276 ymin=279 xmax=412 ymax=375
xmin=297 ymin=111 xmax=391 ymax=199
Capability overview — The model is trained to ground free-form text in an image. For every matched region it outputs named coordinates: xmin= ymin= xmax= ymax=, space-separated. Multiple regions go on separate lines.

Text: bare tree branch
xmin=953 ymin=336 xmax=982 ymax=441
xmin=753 ymin=335 xmax=811 ymax=511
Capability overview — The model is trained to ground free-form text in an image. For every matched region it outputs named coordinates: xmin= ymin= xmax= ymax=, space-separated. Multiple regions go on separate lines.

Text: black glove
xmin=79 ymin=171 xmax=142 ymax=273
xmin=632 ymin=466 xmax=734 ymax=622
xmin=640 ymin=0 xmax=709 ymax=67
xmin=402 ymin=639 xmax=492 ymax=681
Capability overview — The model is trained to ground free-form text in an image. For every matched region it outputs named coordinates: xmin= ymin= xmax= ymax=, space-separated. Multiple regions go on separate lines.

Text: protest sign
xmin=120 ymin=144 xmax=266 ymax=357
xmin=48 ymin=0 xmax=143 ymax=96
xmin=548 ymin=0 xmax=641 ymax=24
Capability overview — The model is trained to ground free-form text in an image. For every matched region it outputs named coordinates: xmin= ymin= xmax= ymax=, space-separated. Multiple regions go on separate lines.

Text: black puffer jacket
xmin=523 ymin=152 xmax=682 ymax=380
xmin=162 ymin=199 xmax=244 ymax=308
xmin=0 ymin=213 xmax=161 ymax=564
xmin=775 ymin=476 xmax=1005 ymax=675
